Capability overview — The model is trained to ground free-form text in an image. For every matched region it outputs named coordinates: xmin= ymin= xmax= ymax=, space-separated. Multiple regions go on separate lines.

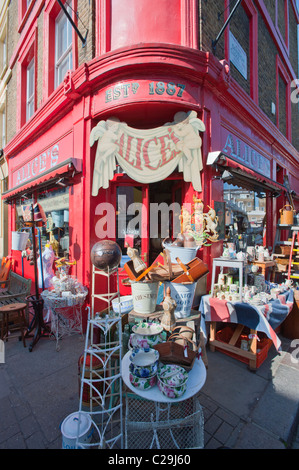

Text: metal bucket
xmin=165 ymin=282 xmax=196 ymax=318
xmin=61 ymin=411 xmax=93 ymax=449
xmin=131 ymin=281 xmax=159 ymax=314
xmin=167 ymin=246 xmax=198 ymax=264
xmin=280 ymin=205 xmax=295 ymax=225
xmin=51 ymin=210 xmax=64 ymax=228
xmin=11 ymin=231 xmax=29 ymax=251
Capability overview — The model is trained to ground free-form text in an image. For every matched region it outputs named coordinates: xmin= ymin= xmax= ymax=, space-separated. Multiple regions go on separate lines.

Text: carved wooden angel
xmin=172 ymin=110 xmax=206 ymax=192
xmin=90 ymin=117 xmax=123 ymax=195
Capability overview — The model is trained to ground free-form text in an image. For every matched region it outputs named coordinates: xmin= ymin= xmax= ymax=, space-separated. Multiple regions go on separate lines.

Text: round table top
xmin=0 ymin=302 xmax=27 ymax=312
xmin=122 ymin=351 xmax=207 ymax=403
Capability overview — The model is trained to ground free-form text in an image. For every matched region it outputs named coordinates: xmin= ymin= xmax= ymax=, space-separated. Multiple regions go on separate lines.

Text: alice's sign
xmin=90 ymin=111 xmax=205 ymax=195
xmin=222 ymin=130 xmax=271 ymax=178
xmin=12 ymin=133 xmax=73 ymax=187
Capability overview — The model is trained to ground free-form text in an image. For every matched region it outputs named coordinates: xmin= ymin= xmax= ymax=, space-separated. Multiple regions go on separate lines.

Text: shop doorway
xmin=114 ymin=178 xmax=183 ymax=267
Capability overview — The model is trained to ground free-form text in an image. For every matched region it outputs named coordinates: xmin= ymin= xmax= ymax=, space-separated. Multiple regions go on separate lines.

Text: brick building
xmin=1 ymin=0 xmax=299 ymax=308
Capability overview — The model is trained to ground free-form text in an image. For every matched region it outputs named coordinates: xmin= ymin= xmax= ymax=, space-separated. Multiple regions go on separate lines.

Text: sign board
xmin=12 ymin=132 xmax=73 ymax=188
xmin=229 ymin=31 xmax=247 ymax=80
xmin=221 ymin=128 xmax=271 ymax=178
xmin=93 ymin=78 xmax=199 ymax=115
xmin=90 ymin=111 xmax=206 ymax=194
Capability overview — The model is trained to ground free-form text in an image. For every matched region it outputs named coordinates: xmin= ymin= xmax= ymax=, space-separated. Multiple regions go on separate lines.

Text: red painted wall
xmin=110 ymin=0 xmax=181 ymax=50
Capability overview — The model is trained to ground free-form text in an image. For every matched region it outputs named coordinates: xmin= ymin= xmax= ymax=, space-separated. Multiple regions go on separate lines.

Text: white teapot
xmin=236 ymin=251 xmax=246 ymax=261
xmin=263 ymin=248 xmax=270 ymax=260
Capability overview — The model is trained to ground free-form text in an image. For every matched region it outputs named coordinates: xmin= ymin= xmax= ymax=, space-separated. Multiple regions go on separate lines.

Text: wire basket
xmin=124 ymin=393 xmax=204 ymax=449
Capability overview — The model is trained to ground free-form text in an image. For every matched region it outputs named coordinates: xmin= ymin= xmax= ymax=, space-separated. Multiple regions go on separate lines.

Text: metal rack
xmin=76 ymin=265 xmax=123 ymax=449
xmin=125 ymin=394 xmax=204 ymax=449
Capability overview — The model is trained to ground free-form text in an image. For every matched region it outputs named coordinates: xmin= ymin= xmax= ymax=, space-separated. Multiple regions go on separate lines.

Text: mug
xmin=258 ymin=252 xmax=264 ymax=262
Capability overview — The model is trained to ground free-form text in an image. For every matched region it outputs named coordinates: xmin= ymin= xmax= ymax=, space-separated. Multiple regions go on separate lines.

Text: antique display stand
xmin=24 ymin=205 xmax=51 ymax=352
xmin=76 ymin=263 xmax=123 ymax=449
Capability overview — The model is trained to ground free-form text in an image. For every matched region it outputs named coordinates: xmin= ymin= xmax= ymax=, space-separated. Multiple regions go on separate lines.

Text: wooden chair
xmin=0 ymin=302 xmax=28 ymax=347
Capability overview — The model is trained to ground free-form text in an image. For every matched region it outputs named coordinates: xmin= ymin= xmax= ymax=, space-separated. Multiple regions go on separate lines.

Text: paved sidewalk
xmin=0 ymin=330 xmax=298 ymax=449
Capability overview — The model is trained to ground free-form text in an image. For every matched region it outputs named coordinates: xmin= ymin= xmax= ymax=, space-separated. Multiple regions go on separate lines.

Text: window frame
xmin=225 ymin=0 xmax=258 ymax=104
xmin=17 ymin=27 xmax=37 ymax=130
xmin=18 ymin=0 xmax=35 ymax=33
xmin=43 ymin=0 xmax=78 ymax=100
xmin=276 ymin=55 xmax=291 ymax=141
xmin=26 ymin=58 xmax=35 ymax=121
xmin=54 ymin=5 xmax=73 ymax=89
xmin=275 ymin=0 xmax=289 ymax=53
xmin=0 ymin=18 xmax=7 ymax=79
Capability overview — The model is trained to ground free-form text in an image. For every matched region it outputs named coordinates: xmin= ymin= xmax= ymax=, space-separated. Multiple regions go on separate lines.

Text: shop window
xmin=15 ymin=197 xmax=34 ymax=232
xmin=26 ymin=58 xmax=35 ymax=121
xmin=37 ymin=186 xmax=70 ymax=257
xmin=15 ymin=188 xmax=69 ymax=259
xmin=55 ymin=5 xmax=73 ymax=88
xmin=224 ymin=184 xmax=266 ymax=250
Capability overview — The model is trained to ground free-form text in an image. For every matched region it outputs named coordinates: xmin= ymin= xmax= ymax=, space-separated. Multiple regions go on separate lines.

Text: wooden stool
xmin=0 ymin=302 xmax=27 ymax=347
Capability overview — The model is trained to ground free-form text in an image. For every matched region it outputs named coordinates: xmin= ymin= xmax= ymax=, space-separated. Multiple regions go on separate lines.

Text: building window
xmin=0 ymin=34 xmax=6 ymax=74
xmin=18 ymin=0 xmax=35 ymax=32
xmin=227 ymin=0 xmax=258 ymax=103
xmin=276 ymin=56 xmax=291 ymax=141
xmin=44 ymin=0 xmax=76 ymax=98
xmin=276 ymin=0 xmax=289 ymax=51
xmin=26 ymin=59 xmax=35 ymax=121
xmin=0 ymin=106 xmax=6 ymax=148
xmin=55 ymin=6 xmax=73 ymax=88
xmin=17 ymin=25 xmax=37 ymax=129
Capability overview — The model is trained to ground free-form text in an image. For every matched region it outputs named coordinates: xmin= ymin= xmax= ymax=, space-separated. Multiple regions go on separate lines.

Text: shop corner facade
xmin=2 ymin=0 xmax=299 ymax=322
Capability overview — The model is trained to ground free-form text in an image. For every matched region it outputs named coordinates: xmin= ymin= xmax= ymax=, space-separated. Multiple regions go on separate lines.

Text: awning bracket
xmin=56 ymin=0 xmax=88 ymax=47
xmin=212 ymin=0 xmax=242 ymax=53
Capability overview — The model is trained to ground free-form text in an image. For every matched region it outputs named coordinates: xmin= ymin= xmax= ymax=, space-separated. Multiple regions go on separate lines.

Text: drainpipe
xmin=199 ymin=0 xmax=203 ymax=50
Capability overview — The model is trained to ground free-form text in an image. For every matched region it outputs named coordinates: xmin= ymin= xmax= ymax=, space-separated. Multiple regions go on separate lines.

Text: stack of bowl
xmin=129 ymin=321 xmax=164 ymax=349
xmin=111 ymin=295 xmax=133 ymax=314
xmin=128 ymin=347 xmax=159 ymax=391
xmin=157 ymin=364 xmax=188 ymax=399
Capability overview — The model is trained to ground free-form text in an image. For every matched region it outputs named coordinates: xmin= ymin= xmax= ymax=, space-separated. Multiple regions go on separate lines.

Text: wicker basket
xmin=153 ymin=333 xmax=199 ymax=371
xmin=276 ymin=258 xmax=289 ymax=272
xmin=281 ymin=245 xmax=291 ymax=256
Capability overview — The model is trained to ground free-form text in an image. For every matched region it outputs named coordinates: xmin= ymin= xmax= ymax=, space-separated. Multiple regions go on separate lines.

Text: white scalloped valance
xmin=90 ymin=110 xmax=205 ymax=195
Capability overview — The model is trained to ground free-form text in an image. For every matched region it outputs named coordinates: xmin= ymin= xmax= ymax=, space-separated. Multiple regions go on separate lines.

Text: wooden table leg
xmin=229 ymin=324 xmax=244 ymax=346
xmin=18 ymin=308 xmax=27 ymax=347
xmin=209 ymin=322 xmax=216 ymax=352
xmin=249 ymin=329 xmax=258 ymax=370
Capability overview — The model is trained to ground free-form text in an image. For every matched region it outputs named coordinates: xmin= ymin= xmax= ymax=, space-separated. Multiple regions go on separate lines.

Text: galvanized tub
xmin=165 ymin=281 xmax=196 ymax=318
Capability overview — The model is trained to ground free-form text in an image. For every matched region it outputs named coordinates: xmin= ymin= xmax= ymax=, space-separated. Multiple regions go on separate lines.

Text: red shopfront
xmin=3 ymin=49 xmax=299 ymax=323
